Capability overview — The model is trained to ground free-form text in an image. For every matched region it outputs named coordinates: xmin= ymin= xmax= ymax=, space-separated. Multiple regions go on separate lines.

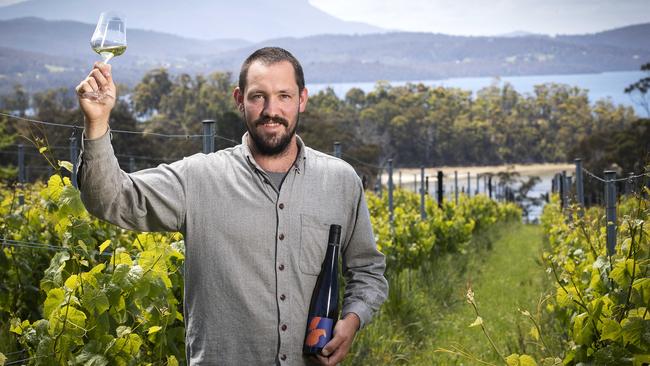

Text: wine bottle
xmin=303 ymin=224 xmax=341 ymax=355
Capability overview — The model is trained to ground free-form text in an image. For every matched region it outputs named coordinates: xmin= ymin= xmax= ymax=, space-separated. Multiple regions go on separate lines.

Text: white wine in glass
xmin=91 ymin=11 xmax=126 ymax=63
xmin=83 ymin=11 xmax=126 ymax=100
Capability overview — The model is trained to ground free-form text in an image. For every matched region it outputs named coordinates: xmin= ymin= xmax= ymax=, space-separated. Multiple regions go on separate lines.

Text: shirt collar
xmin=241 ymin=132 xmax=306 ymax=174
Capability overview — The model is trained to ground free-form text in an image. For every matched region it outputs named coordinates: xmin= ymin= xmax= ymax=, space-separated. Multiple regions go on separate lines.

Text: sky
xmin=0 ymin=0 xmax=648 ymax=36
xmin=308 ymin=0 xmax=650 ymax=36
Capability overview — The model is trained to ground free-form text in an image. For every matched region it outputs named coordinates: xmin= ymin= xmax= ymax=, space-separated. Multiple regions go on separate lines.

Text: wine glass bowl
xmin=90 ymin=12 xmax=127 ymax=64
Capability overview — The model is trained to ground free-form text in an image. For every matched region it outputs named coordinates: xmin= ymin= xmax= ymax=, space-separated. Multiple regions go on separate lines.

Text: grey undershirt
xmin=266 ymin=170 xmax=288 ymax=191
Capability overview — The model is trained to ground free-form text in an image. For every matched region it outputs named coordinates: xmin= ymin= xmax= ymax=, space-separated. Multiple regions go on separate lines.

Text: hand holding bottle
xmin=315 ymin=312 xmax=360 ymax=366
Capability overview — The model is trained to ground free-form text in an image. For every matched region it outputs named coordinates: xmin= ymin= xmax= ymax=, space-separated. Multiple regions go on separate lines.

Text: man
xmin=75 ymin=47 xmax=388 ymax=365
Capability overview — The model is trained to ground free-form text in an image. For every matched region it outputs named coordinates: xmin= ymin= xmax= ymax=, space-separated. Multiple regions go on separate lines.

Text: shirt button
xmin=281 ymin=324 xmax=287 ymax=331
xmin=279 ymin=264 xmax=285 ymax=271
xmin=280 ymin=354 xmax=287 ymax=361
xmin=280 ymin=294 xmax=286 ymax=301
xmin=279 ymin=233 xmax=285 ymax=241
xmin=279 ymin=203 xmax=285 ymax=209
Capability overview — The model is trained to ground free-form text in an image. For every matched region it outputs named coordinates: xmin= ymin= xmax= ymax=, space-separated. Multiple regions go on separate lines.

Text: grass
xmin=431 ymin=224 xmax=552 ymax=364
xmin=344 ymin=223 xmax=556 ymax=365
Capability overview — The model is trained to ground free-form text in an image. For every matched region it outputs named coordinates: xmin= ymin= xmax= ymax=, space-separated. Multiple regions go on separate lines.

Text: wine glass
xmin=91 ymin=11 xmax=126 ymax=63
xmin=83 ymin=11 xmax=126 ymax=100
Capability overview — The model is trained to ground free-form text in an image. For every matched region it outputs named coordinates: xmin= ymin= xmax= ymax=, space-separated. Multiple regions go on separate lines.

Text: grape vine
xmin=541 ymin=192 xmax=649 ymax=365
xmin=1 ymin=175 xmax=521 ymax=365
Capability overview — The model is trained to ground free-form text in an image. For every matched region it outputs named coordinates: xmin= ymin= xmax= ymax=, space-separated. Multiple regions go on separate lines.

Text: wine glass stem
xmin=101 ymin=53 xmax=114 ymax=64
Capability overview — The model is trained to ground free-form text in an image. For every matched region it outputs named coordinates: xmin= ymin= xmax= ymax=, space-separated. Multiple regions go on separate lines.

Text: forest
xmin=0 ymin=66 xmax=647 ymax=187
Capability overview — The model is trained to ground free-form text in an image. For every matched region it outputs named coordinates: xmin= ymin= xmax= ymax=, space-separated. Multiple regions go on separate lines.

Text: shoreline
xmin=385 ymin=163 xmax=574 ymax=182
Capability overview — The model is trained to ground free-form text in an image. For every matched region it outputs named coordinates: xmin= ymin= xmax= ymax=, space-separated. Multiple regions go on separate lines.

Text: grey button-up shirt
xmin=78 ymin=130 xmax=388 ymax=365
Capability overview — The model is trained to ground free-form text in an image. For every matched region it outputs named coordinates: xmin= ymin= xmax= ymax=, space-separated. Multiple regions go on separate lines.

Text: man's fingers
xmin=313 ymin=334 xmax=346 ymax=366
xmin=322 ymin=333 xmax=351 ymax=364
xmin=315 ymin=354 xmax=329 ymax=365
xmin=321 ymin=333 xmax=345 ymax=357
xmin=76 ymin=63 xmax=116 ymax=101
xmin=87 ymin=77 xmax=99 ymax=92
xmin=89 ymin=68 xmax=109 ymax=89
xmin=315 ymin=345 xmax=348 ymax=366
xmin=76 ymin=80 xmax=94 ymax=96
xmin=94 ymin=62 xmax=113 ymax=84
xmin=325 ymin=346 xmax=348 ymax=365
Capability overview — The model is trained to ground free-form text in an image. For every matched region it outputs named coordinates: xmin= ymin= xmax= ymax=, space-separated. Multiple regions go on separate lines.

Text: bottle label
xmin=305 ymin=316 xmax=334 ymax=348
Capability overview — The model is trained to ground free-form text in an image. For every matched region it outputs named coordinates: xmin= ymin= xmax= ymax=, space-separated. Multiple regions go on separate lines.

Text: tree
xmin=1 ymin=84 xmax=29 ymax=116
xmin=0 ymin=67 xmax=643 ymax=181
xmin=135 ymin=71 xmax=244 ymax=158
xmin=570 ymin=118 xmax=650 ymax=204
xmin=0 ymin=114 xmax=17 ymax=181
xmin=624 ymin=62 xmax=650 ymax=117
xmin=132 ymin=68 xmax=173 ymax=118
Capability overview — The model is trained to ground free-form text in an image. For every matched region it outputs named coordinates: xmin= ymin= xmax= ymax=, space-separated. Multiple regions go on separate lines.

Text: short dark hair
xmin=238 ymin=47 xmax=305 ymax=93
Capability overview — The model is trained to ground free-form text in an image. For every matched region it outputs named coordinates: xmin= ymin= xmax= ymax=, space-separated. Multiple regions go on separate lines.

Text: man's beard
xmin=246 ymin=113 xmax=299 ymax=156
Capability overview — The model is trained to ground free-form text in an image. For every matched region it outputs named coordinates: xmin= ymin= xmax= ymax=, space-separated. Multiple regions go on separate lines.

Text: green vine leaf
xmin=99 ymin=240 xmax=111 ymax=255
xmin=58 ymin=160 xmax=73 ymax=173
xmin=600 ymin=318 xmax=623 ymax=342
xmin=621 ymin=318 xmax=650 ymax=349
xmin=147 ymin=325 xmax=162 ymax=334
xmin=44 ymin=288 xmax=65 ymax=318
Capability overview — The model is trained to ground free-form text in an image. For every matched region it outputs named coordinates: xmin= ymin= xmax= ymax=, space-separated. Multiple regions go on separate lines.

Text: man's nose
xmin=263 ymin=96 xmax=282 ymax=116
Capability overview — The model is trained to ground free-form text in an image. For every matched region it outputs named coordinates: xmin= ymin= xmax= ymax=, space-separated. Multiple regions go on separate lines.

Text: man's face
xmin=234 ymin=60 xmax=308 ymax=156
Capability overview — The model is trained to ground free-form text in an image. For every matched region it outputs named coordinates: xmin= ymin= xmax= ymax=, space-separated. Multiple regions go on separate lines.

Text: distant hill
xmin=557 ymin=23 xmax=650 ymax=52
xmin=219 ymin=28 xmax=650 ymax=82
xmin=0 ymin=17 xmax=648 ymax=94
xmin=0 ymin=17 xmax=251 ymax=59
xmin=0 ymin=0 xmax=384 ymax=42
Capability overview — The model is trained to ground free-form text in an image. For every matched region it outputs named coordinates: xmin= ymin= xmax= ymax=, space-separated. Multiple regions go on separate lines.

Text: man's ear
xmin=299 ymin=87 xmax=309 ymax=112
xmin=233 ymin=87 xmax=244 ymax=111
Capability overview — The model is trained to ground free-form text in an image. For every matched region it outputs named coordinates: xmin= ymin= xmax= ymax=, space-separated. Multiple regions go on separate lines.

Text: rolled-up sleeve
xmin=77 ymin=129 xmax=187 ymax=232
xmin=341 ymin=180 xmax=388 ymax=329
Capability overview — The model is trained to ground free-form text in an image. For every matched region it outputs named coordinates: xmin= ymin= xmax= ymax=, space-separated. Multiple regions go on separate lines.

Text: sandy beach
xmin=386 ymin=163 xmax=575 ymax=183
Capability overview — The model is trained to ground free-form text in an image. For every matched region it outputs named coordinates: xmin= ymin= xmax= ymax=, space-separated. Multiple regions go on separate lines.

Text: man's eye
xmin=280 ymin=94 xmax=291 ymax=100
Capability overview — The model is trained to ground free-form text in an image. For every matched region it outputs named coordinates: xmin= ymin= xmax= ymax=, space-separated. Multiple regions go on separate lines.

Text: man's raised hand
xmin=75 ymin=62 xmax=115 ymax=139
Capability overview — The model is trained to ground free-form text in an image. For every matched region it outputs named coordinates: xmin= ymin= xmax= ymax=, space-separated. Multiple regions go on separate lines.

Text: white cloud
xmin=309 ymin=0 xmax=650 ymax=35
xmin=2 ymin=0 xmax=648 ymax=35
xmin=0 ymin=0 xmax=27 ymax=6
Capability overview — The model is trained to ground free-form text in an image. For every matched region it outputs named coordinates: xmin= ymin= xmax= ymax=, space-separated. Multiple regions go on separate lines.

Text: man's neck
xmin=248 ymin=135 xmax=299 ymax=173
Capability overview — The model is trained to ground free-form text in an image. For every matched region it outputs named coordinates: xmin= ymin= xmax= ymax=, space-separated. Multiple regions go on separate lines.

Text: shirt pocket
xmin=299 ymin=214 xmax=331 ymax=276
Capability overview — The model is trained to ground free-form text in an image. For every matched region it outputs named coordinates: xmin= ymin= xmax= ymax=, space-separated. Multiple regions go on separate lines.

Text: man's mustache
xmin=255 ymin=115 xmax=288 ymax=127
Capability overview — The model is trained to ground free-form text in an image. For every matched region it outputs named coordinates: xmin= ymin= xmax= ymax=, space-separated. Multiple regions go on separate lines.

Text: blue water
xmin=307 ymin=71 xmax=648 ymax=117
xmin=398 ymin=171 xmax=555 ymax=223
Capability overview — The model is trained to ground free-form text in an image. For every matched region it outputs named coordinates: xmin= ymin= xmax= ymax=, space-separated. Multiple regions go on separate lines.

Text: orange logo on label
xmin=305 ymin=317 xmax=327 ymax=347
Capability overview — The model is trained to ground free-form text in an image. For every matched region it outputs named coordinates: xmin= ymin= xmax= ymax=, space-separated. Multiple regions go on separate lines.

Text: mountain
xmin=219 ymin=29 xmax=650 ymax=82
xmin=0 ymin=0 xmax=384 ymax=42
xmin=0 ymin=18 xmax=648 ymax=94
xmin=0 ymin=17 xmax=251 ymax=58
xmin=557 ymin=23 xmax=650 ymax=52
